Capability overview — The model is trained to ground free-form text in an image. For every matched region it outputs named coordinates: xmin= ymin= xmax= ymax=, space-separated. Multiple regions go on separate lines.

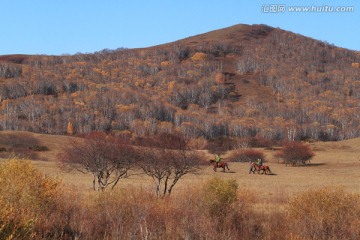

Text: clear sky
xmin=1 ymin=0 xmax=359 ymax=55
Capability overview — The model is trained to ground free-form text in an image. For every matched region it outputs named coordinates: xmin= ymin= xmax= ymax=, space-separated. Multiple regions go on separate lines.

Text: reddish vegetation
xmin=275 ymin=141 xmax=315 ymax=166
xmin=0 ymin=24 xmax=359 ymax=142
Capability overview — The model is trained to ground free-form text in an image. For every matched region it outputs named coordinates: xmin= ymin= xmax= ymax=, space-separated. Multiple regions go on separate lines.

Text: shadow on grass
xmin=266 ymin=173 xmax=277 ymax=176
xmin=213 ymin=171 xmax=237 ymax=174
xmin=249 ymin=172 xmax=277 ymax=176
xmin=295 ymin=163 xmax=326 ymax=167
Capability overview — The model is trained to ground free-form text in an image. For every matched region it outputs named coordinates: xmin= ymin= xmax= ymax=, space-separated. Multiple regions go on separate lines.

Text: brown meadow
xmin=1 ymin=131 xmax=360 ymax=239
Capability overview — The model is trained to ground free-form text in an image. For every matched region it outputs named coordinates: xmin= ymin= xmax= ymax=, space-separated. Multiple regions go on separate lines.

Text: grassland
xmin=2 ymin=131 xmax=358 ymax=208
xmin=1 ymin=131 xmax=360 ymax=239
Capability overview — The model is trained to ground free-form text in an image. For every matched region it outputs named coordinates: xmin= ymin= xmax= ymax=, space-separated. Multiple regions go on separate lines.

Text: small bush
xmin=215 ymin=72 xmax=225 ymax=84
xmin=275 ymin=141 xmax=314 ymax=166
xmin=0 ymin=158 xmax=62 ymax=239
xmin=228 ymin=149 xmax=265 ymax=162
xmin=287 ymin=187 xmax=360 ymax=239
xmin=351 ymin=62 xmax=360 ymax=68
xmin=190 ymin=52 xmax=207 ymax=61
xmin=201 ymin=177 xmax=238 ymax=217
xmin=160 ymin=60 xmax=170 ymax=66
xmin=198 ymin=177 xmax=258 ymax=238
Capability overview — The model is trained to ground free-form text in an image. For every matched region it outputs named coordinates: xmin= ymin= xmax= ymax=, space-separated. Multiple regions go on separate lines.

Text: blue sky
xmin=1 ymin=0 xmax=359 ymax=55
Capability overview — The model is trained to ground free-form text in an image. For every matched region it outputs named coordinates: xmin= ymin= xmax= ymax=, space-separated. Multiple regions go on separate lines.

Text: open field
xmin=1 ymin=131 xmax=360 ymax=239
xmin=2 ymin=131 xmax=358 ymax=209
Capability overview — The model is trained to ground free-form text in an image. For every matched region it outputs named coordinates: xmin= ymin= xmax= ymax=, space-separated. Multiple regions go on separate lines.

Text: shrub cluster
xmin=287 ymin=188 xmax=360 ymax=239
xmin=275 ymin=141 xmax=315 ymax=166
xmin=1 ymin=158 xmax=359 ymax=240
xmin=228 ymin=149 xmax=265 ymax=162
xmin=0 ymin=133 xmax=43 ymax=159
xmin=0 ymin=158 xmax=63 ymax=239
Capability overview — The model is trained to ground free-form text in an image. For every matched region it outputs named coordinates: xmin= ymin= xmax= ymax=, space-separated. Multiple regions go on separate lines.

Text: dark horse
xmin=249 ymin=162 xmax=272 ymax=175
xmin=209 ymin=160 xmax=230 ymax=172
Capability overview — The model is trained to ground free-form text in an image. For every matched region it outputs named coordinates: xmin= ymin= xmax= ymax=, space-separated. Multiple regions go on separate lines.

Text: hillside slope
xmin=0 ymin=24 xmax=359 ymax=141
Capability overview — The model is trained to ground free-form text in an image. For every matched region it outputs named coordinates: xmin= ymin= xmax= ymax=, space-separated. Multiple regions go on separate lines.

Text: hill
xmin=0 ymin=24 xmax=359 ymax=142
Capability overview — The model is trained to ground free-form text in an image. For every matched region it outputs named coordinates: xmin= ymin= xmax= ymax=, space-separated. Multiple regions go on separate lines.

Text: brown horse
xmin=209 ymin=160 xmax=230 ymax=172
xmin=249 ymin=162 xmax=272 ymax=175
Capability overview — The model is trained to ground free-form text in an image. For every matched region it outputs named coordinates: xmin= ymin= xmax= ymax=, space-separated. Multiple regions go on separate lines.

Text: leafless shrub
xmin=57 ymin=132 xmax=137 ymax=191
xmin=137 ymin=133 xmax=204 ymax=197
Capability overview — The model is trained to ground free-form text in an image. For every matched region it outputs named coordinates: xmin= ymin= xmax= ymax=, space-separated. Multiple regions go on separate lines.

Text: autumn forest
xmin=1 ymin=24 xmax=359 ymax=143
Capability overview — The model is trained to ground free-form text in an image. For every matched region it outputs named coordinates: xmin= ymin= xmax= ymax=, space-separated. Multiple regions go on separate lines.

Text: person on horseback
xmin=215 ymin=154 xmax=222 ymax=167
xmin=257 ymin=158 xmax=263 ymax=167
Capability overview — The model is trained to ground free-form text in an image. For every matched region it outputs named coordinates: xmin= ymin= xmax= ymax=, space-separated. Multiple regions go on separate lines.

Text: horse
xmin=249 ymin=162 xmax=272 ymax=175
xmin=209 ymin=160 xmax=230 ymax=172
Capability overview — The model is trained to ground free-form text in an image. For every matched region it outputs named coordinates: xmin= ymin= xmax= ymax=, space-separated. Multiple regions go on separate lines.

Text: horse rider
xmin=257 ymin=158 xmax=263 ymax=167
xmin=215 ymin=154 xmax=222 ymax=167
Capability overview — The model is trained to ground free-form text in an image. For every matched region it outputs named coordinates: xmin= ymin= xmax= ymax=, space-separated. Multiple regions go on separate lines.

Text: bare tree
xmin=58 ymin=132 xmax=137 ymax=191
xmin=137 ymin=133 xmax=204 ymax=197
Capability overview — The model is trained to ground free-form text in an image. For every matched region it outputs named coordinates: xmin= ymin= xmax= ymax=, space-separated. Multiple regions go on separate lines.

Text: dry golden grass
xmin=1 ymin=131 xmax=360 ymax=210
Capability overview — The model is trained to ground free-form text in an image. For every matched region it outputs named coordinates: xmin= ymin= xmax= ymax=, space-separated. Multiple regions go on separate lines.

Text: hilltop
xmin=0 ymin=24 xmax=359 ymax=142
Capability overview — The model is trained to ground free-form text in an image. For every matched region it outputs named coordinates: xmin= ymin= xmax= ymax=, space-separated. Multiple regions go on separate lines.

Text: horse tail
xmin=267 ymin=166 xmax=272 ymax=174
xmin=226 ymin=163 xmax=230 ymax=171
